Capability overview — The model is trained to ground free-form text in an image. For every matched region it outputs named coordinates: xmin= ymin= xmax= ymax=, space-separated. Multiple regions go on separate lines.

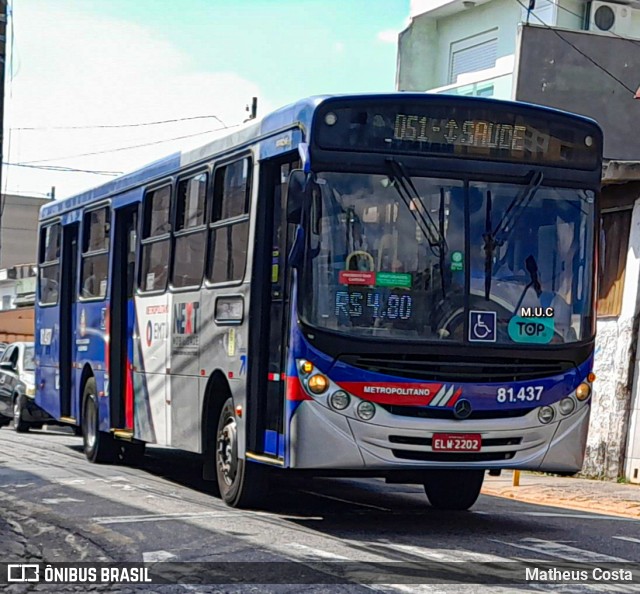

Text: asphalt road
xmin=0 ymin=425 xmax=639 ymax=594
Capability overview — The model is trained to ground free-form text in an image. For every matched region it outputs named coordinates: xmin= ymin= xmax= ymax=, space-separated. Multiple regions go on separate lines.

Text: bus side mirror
xmin=286 ymin=170 xmax=307 ymax=224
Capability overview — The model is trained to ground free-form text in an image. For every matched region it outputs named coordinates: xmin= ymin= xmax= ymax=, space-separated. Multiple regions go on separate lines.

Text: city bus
xmin=34 ymin=93 xmax=602 ymax=510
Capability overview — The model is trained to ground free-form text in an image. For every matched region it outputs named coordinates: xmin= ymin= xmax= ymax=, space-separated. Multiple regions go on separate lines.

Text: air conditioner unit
xmin=588 ymin=1 xmax=633 ymax=36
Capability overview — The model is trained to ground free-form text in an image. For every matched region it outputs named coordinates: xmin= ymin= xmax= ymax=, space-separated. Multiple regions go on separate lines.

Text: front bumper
xmin=289 ymin=399 xmax=590 ymax=473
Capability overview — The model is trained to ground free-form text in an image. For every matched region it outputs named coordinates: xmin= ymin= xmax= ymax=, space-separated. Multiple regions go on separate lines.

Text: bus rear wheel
xmin=215 ymin=397 xmax=266 ymax=508
xmin=423 ymin=469 xmax=485 ymax=511
xmin=82 ymin=378 xmax=116 ymax=464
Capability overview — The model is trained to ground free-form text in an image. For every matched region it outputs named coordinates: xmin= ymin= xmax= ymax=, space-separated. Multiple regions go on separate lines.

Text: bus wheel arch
xmin=201 ymin=371 xmax=266 ymax=507
xmin=202 ymin=371 xmax=232 ymax=482
xmin=77 ymin=363 xmax=95 ymax=427
xmin=81 ymin=374 xmax=115 ymax=463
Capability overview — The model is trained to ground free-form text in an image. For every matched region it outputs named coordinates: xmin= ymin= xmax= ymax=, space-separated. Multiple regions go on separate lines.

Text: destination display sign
xmin=314 ymin=100 xmax=601 ymax=169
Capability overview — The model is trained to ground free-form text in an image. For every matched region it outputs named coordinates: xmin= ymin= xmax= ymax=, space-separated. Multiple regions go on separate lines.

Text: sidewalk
xmin=482 ymin=470 xmax=640 ymax=519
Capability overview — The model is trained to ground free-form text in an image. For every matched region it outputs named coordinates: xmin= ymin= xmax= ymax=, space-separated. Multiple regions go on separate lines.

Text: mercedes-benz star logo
xmin=453 ymin=398 xmax=472 ymax=420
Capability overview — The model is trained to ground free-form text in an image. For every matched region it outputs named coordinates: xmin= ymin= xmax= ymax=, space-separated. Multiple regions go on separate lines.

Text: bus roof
xmin=40 ymin=93 xmax=600 ymax=220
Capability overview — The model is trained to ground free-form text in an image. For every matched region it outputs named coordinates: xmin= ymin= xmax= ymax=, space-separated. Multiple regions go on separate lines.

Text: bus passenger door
xmin=59 ymin=223 xmax=79 ymax=420
xmin=109 ymin=205 xmax=138 ymax=431
xmin=248 ymin=157 xmax=299 ymax=459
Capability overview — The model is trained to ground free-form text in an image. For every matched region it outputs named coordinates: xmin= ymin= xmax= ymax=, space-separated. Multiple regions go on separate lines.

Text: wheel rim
xmin=13 ymin=399 xmax=20 ymax=425
xmin=216 ymin=413 xmax=238 ymax=487
xmin=85 ymin=398 xmax=97 ymax=449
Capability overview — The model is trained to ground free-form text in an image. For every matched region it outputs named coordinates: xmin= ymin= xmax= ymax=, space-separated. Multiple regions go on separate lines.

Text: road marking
xmin=299 ymin=490 xmax=392 ymax=511
xmin=93 ymin=511 xmax=236 ymax=525
xmin=479 ymin=510 xmax=639 ymax=522
xmin=613 ymin=536 xmax=640 ymax=544
xmin=286 ymin=543 xmax=350 ymax=560
xmin=376 ymin=542 xmax=507 ymax=563
xmin=42 ymin=497 xmax=83 ymax=504
xmin=142 ymin=550 xmax=177 ymax=562
xmin=492 ymin=538 xmax=630 ymax=562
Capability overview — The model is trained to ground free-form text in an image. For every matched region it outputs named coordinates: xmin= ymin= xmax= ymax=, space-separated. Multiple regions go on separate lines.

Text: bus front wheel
xmin=82 ymin=378 xmax=116 ymax=464
xmin=215 ymin=397 xmax=266 ymax=508
xmin=423 ymin=469 xmax=485 ymax=511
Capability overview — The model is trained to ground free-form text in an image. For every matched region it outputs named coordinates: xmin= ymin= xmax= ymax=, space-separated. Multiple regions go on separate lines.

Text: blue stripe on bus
xmin=264 ymin=430 xmax=278 ymax=457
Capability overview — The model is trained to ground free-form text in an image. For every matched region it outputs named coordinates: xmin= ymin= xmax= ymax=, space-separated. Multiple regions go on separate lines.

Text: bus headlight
xmin=329 ymin=390 xmax=350 ymax=410
xmin=559 ymin=397 xmax=576 ymax=416
xmin=538 ymin=406 xmax=555 ymax=424
xmin=307 ymin=374 xmax=329 ymax=394
xmin=356 ymin=401 xmax=376 ymax=421
xmin=575 ymin=383 xmax=591 ymax=401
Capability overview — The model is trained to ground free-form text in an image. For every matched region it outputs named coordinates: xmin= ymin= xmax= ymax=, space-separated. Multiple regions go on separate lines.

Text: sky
xmin=5 ymin=0 xmax=409 ymax=199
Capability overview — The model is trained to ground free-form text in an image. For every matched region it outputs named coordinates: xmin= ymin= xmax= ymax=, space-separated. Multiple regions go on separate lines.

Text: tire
xmin=13 ymin=394 xmax=30 ymax=433
xmin=82 ymin=378 xmax=116 ymax=463
xmin=423 ymin=469 xmax=485 ymax=511
xmin=117 ymin=441 xmax=146 ymax=466
xmin=215 ymin=397 xmax=267 ymax=508
xmin=73 ymin=425 xmax=83 ymax=437
xmin=0 ymin=416 xmax=11 ymax=428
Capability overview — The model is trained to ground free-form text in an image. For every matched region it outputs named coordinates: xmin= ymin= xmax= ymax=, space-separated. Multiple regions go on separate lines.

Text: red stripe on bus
xmin=336 ymin=381 xmax=443 ymax=406
xmin=285 ymin=376 xmax=312 ymax=401
xmin=125 ymin=358 xmax=134 ymax=429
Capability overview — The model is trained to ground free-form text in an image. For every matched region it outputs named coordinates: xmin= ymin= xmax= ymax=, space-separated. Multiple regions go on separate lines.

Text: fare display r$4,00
xmin=335 ymin=290 xmax=413 ymax=321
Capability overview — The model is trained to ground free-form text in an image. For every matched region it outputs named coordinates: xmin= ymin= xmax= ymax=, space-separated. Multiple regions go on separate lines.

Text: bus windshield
xmin=299 ymin=171 xmax=595 ymax=345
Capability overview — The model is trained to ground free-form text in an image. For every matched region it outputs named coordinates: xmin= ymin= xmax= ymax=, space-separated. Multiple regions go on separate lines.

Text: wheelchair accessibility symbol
xmin=469 ymin=311 xmax=497 ymax=342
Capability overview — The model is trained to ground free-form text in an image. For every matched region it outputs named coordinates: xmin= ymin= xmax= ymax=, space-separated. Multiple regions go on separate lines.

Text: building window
xmin=80 ymin=206 xmax=110 ymax=300
xmin=172 ymin=172 xmax=208 ymax=289
xmin=2 ymin=295 xmax=12 ymax=309
xmin=38 ymin=222 xmax=61 ymax=305
xmin=208 ymin=158 xmax=252 ymax=284
xmin=449 ymin=31 xmax=498 ymax=84
xmin=597 ymin=208 xmax=632 ymax=318
xmin=140 ymin=185 xmax=172 ymax=292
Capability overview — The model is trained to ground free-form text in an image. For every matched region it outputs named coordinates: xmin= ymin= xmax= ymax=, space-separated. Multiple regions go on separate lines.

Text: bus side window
xmin=38 ymin=223 xmax=61 ymax=305
xmin=140 ymin=186 xmax=172 ymax=292
xmin=172 ymin=173 xmax=207 ymax=289
xmin=208 ymin=158 xmax=252 ymax=284
xmin=80 ymin=207 xmax=111 ymax=300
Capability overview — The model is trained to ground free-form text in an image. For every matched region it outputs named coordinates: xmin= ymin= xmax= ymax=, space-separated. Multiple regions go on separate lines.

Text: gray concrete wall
xmin=0 ymin=195 xmax=51 ymax=268
xmin=514 ymin=24 xmax=640 ymax=161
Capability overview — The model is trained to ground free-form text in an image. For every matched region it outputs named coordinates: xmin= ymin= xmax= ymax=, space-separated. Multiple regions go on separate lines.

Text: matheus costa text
xmin=526 ymin=567 xmax=633 ymax=582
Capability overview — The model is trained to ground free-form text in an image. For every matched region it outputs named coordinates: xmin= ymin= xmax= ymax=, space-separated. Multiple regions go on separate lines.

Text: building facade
xmin=397 ymin=0 xmax=640 ymax=482
xmin=0 ymin=193 xmax=51 ymax=270
xmin=0 ymin=193 xmax=48 ymax=315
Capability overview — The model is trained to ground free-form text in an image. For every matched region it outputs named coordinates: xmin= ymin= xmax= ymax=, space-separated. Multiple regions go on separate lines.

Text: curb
xmin=481 ymin=486 xmax=640 ymax=520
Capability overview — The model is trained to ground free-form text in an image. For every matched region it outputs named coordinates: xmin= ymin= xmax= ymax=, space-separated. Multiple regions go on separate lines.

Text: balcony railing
xmin=427 ymin=72 xmax=513 ymax=99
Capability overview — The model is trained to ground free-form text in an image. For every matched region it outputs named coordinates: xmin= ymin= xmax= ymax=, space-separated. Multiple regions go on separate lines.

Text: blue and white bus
xmin=35 ymin=93 xmax=602 ymax=510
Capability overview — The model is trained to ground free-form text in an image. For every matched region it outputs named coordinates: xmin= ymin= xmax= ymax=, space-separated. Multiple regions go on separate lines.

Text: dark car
xmin=0 ymin=342 xmax=51 ymax=432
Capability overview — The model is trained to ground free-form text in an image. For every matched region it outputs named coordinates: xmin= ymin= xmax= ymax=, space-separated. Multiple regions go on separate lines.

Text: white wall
xmin=398 ymin=0 xmax=522 ymax=91
xmin=587 ymin=198 xmax=640 ymax=480
xmin=0 ymin=284 xmax=16 ymax=311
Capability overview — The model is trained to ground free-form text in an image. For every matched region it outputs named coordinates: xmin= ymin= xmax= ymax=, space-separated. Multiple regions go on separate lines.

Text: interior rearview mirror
xmin=286 ymin=169 xmax=307 ymax=224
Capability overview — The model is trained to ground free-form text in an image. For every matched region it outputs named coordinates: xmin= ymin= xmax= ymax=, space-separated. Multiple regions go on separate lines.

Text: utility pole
xmin=0 ymin=0 xmax=8 ymax=266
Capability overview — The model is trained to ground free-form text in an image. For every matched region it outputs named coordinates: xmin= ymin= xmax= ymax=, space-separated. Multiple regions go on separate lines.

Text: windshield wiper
xmin=385 ymin=159 xmax=449 ymax=299
xmin=385 ymin=159 xmax=447 ymax=252
xmin=482 ymin=170 xmax=544 ymax=300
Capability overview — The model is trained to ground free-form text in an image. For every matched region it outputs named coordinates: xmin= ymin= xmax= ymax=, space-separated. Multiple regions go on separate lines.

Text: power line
xmin=19 ymin=125 xmax=241 ymax=165
xmin=514 ymin=0 xmax=637 ymax=96
xmin=12 ymin=114 xmax=229 ymax=131
xmin=4 ymin=162 xmax=122 ymax=176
